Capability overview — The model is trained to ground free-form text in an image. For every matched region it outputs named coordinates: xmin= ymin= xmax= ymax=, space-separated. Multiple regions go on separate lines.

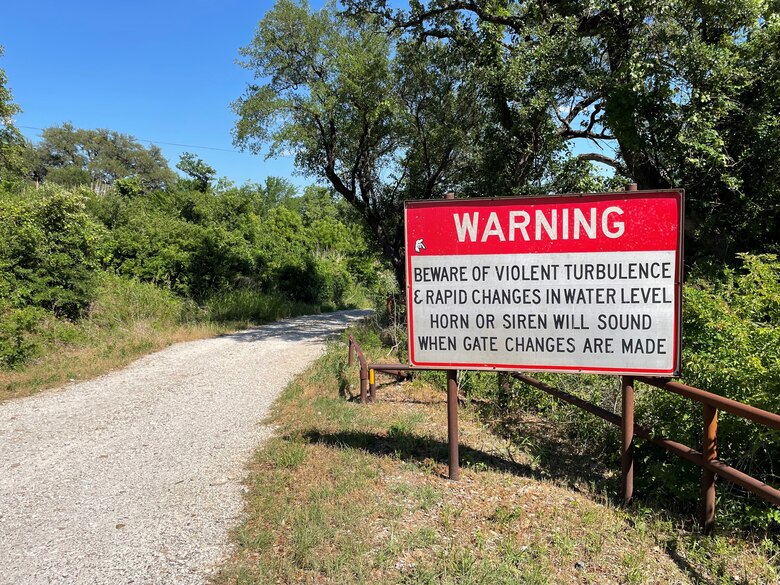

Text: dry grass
xmin=0 ymin=320 xmax=227 ymax=403
xmin=214 ymin=327 xmax=779 ymax=585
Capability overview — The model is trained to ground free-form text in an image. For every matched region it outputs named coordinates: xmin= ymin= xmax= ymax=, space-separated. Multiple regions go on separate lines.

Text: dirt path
xmin=0 ymin=310 xmax=370 ymax=585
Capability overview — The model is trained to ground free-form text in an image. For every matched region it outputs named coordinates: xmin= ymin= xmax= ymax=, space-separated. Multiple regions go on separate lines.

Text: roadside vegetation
xmin=215 ymin=322 xmax=778 ymax=584
xmin=439 ymin=254 xmax=780 ymax=534
xmin=0 ymin=126 xmax=391 ymax=400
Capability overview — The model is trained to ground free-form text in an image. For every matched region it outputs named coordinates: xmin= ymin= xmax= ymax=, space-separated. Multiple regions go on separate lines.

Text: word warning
xmin=405 ymin=190 xmax=683 ymax=375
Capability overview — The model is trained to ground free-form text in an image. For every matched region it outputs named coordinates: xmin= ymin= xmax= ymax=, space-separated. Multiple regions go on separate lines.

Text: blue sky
xmin=1 ymin=0 xmax=312 ymax=189
xmin=2 ymin=1 xmax=613 ymax=191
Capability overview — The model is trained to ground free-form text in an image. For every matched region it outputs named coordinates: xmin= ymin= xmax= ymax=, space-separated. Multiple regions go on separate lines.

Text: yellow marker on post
xmin=368 ymin=368 xmax=377 ymax=403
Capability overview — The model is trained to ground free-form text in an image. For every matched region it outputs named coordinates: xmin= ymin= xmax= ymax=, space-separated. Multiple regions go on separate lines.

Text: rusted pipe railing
xmin=636 ymin=377 xmax=780 ymax=430
xmin=702 ymin=403 xmax=718 ymax=533
xmin=368 ymin=368 xmax=376 ymax=403
xmin=512 ymin=372 xmax=780 ymax=531
xmin=447 ymin=369 xmax=460 ymax=481
xmin=636 ymin=376 xmax=780 ymax=532
xmin=348 ymin=335 xmax=369 ymax=403
xmin=346 ymin=342 xmax=780 ymax=525
xmin=369 ymin=363 xmax=413 ymax=379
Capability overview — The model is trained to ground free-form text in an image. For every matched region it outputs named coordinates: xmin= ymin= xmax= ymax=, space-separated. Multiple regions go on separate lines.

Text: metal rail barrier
xmin=347 ymin=338 xmax=780 ymax=532
xmin=347 ymin=335 xmax=371 ymax=403
xmin=514 ymin=373 xmax=780 ymax=533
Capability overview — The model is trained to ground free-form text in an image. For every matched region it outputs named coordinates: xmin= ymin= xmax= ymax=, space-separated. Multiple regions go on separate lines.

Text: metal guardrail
xmin=346 ymin=337 xmax=780 ymax=532
xmin=514 ymin=373 xmax=780 ymax=533
xmin=347 ymin=335 xmax=372 ymax=403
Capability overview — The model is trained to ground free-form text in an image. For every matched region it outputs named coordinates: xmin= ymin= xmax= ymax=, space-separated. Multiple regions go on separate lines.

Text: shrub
xmin=453 ymin=254 xmax=780 ymax=528
xmin=0 ymin=305 xmax=46 ymax=368
xmin=0 ymin=184 xmax=105 ymax=319
xmin=207 ymin=288 xmax=319 ymax=323
xmin=632 ymin=254 xmax=780 ymax=526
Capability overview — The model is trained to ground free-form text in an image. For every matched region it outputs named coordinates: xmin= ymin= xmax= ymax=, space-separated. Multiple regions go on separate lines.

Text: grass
xmin=0 ymin=276 xmax=328 ymax=403
xmin=206 ymin=288 xmax=321 ymax=324
xmin=214 ymin=323 xmax=779 ymax=585
xmin=0 ymin=318 xmax=226 ymax=402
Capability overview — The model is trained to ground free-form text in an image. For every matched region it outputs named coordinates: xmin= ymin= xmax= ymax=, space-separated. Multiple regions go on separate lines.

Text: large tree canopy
xmin=347 ymin=0 xmax=780 ymax=259
xmin=234 ymin=0 xmax=493 ymax=284
xmin=233 ymin=0 xmax=607 ymax=284
xmin=31 ymin=123 xmax=177 ymax=193
xmin=236 ymin=0 xmax=779 ymax=278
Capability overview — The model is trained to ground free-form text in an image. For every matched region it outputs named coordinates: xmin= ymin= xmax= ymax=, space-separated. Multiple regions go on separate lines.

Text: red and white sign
xmin=405 ymin=191 xmax=684 ymax=375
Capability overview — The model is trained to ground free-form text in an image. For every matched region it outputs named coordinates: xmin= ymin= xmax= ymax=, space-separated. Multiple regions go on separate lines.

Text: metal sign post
xmin=443 ymin=192 xmax=460 ymax=481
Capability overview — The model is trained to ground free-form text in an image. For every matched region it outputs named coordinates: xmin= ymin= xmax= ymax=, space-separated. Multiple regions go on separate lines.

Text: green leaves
xmin=235 ymin=1 xmax=488 ymax=284
xmin=33 ymin=124 xmax=177 ymax=193
xmin=0 ymin=184 xmax=105 ymax=319
xmin=0 ymin=46 xmax=30 ymax=184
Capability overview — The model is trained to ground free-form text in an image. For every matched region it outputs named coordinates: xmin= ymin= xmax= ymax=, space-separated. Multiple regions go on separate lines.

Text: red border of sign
xmin=404 ymin=190 xmax=684 ymax=376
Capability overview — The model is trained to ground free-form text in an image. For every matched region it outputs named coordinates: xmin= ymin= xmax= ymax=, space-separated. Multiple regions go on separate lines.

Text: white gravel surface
xmin=0 ymin=309 xmax=370 ymax=585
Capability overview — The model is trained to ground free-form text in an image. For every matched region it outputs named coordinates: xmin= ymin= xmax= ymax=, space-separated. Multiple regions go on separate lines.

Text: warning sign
xmin=405 ymin=191 xmax=684 ymax=375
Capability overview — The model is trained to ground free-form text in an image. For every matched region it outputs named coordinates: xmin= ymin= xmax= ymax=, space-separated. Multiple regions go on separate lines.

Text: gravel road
xmin=0 ymin=309 xmax=370 ymax=585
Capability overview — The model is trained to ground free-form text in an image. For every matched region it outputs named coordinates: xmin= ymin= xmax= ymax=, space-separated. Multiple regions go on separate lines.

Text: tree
xmin=348 ymin=0 xmax=780 ymax=260
xmin=34 ymin=123 xmax=176 ymax=193
xmin=0 ymin=184 xmax=105 ymax=319
xmin=233 ymin=0 xmax=482 ymax=285
xmin=176 ymin=152 xmax=216 ymax=192
xmin=0 ymin=46 xmax=29 ymax=183
xmin=262 ymin=176 xmax=298 ymax=208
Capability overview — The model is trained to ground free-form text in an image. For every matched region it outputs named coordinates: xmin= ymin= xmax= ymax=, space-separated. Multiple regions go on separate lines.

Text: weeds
xmin=0 ymin=274 xmax=346 ymax=402
xmin=215 ymin=322 xmax=780 ymax=584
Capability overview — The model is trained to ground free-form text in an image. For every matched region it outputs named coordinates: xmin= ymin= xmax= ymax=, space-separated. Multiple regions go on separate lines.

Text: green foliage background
xmin=0 ymin=172 xmax=389 ymax=370
xmin=448 ymin=254 xmax=780 ymax=531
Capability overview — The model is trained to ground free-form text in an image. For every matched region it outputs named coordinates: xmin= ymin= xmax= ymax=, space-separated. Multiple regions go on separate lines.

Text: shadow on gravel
xmin=224 ymin=310 xmax=373 ymax=344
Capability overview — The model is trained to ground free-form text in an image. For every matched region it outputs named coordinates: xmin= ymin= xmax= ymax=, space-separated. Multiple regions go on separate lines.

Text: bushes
xmin=88 ymin=273 xmax=187 ymax=330
xmin=681 ymin=254 xmax=780 ymax=407
xmin=0 ymin=179 xmax=382 ymax=373
xmin=639 ymin=254 xmax=780 ymax=469
xmin=0 ymin=184 xmax=105 ymax=319
xmin=452 ymin=254 xmax=780 ymax=529
xmin=0 ymin=183 xmax=107 ymax=368
xmin=633 ymin=254 xmax=780 ymax=526
xmin=0 ymin=305 xmax=46 ymax=368
xmin=100 ymin=185 xmax=376 ymax=307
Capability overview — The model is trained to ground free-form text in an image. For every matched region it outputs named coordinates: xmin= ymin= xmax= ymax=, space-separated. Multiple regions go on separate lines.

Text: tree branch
xmin=577 ymin=152 xmax=627 ymax=175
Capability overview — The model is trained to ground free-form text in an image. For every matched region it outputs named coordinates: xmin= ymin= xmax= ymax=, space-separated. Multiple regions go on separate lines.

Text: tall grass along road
xmin=0 ymin=310 xmax=370 ymax=585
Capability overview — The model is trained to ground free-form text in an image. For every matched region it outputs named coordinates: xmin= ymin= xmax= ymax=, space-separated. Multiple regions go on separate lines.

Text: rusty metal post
xmin=368 ymin=368 xmax=376 ymax=403
xmin=702 ymin=404 xmax=718 ymax=534
xmin=447 ymin=370 xmax=460 ymax=481
xmin=621 ymin=376 xmax=635 ymax=506
xmin=623 ymin=176 xmax=639 ymax=509
xmin=359 ymin=361 xmax=368 ymax=404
